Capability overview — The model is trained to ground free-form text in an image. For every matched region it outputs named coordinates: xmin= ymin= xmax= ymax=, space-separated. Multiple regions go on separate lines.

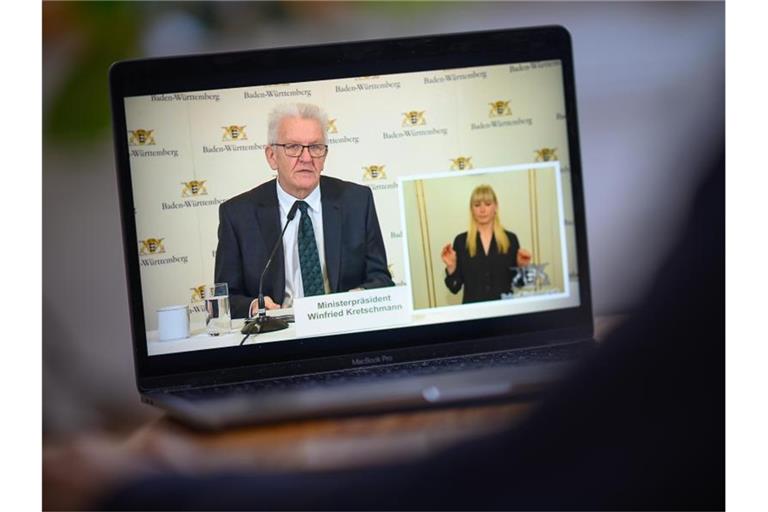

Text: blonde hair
xmin=466 ymin=185 xmax=510 ymax=257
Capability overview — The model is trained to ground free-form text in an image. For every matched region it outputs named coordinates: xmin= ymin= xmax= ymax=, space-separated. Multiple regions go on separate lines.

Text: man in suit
xmin=214 ymin=103 xmax=393 ymax=319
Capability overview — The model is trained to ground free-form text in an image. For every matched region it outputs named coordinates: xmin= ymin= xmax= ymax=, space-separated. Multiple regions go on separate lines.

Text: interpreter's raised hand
xmin=517 ymin=248 xmax=532 ymax=267
xmin=441 ymin=243 xmax=457 ymax=275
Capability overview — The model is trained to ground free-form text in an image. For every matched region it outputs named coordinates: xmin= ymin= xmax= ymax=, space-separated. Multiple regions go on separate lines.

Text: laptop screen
xmin=111 ymin=27 xmax=591 ymax=377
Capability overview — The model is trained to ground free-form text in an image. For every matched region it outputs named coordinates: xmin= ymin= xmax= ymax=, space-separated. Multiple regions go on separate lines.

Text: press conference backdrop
xmin=124 ymin=60 xmax=577 ymax=331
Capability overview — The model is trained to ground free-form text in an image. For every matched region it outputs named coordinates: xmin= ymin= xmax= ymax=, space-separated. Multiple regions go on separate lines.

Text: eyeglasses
xmin=272 ymin=143 xmax=328 ymax=158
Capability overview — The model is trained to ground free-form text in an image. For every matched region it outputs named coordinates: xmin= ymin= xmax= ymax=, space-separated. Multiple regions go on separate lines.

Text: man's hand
xmin=516 ymin=248 xmax=532 ymax=267
xmin=249 ymin=296 xmax=281 ymax=317
xmin=441 ymin=243 xmax=457 ymax=275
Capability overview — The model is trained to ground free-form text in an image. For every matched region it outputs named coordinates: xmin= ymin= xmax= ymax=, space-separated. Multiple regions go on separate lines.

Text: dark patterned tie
xmin=296 ymin=201 xmax=325 ymax=297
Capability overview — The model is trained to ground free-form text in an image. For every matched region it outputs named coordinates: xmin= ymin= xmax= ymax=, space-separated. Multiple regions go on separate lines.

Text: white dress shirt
xmin=275 ymin=179 xmax=330 ymax=307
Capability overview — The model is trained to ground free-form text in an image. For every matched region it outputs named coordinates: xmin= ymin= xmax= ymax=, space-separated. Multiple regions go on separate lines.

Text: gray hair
xmin=267 ymin=103 xmax=329 ymax=144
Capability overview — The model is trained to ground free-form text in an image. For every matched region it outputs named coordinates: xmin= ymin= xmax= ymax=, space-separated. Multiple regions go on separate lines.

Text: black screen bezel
xmin=109 ymin=26 xmax=593 ymax=390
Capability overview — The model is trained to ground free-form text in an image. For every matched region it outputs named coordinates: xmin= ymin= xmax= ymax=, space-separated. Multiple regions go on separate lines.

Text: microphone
xmin=241 ymin=200 xmax=300 ymax=340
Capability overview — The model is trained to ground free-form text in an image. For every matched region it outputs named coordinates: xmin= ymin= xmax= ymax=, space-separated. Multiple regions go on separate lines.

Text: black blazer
xmin=445 ymin=230 xmax=520 ymax=304
xmin=214 ymin=176 xmax=394 ymax=318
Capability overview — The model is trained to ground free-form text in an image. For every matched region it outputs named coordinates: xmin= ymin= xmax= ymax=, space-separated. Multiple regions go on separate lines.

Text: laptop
xmin=109 ymin=26 xmax=594 ymax=429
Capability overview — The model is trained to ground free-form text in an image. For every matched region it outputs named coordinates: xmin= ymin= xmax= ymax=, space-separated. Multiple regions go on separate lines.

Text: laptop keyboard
xmin=169 ymin=341 xmax=595 ymax=400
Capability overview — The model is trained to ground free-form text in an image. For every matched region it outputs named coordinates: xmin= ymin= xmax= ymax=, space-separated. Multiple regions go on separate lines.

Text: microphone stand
xmin=241 ymin=201 xmax=300 ymax=341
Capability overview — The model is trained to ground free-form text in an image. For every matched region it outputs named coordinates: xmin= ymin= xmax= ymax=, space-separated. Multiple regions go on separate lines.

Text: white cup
xmin=157 ymin=305 xmax=190 ymax=341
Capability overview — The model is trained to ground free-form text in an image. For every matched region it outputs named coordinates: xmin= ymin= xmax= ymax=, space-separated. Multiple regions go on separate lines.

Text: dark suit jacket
xmin=214 ymin=176 xmax=394 ymax=318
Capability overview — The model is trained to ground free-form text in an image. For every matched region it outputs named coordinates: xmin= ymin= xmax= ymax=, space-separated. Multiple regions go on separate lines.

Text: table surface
xmin=148 ymin=283 xmax=581 ymax=356
xmin=43 ymin=316 xmax=624 ymax=510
